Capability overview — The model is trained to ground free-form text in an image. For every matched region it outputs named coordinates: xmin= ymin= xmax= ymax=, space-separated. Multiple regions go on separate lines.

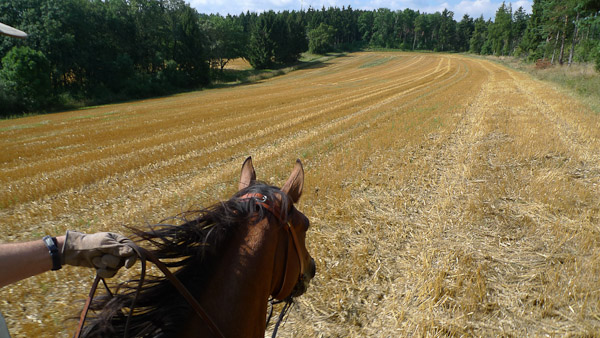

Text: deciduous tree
xmin=308 ymin=23 xmax=336 ymax=54
xmin=0 ymin=46 xmax=51 ymax=111
xmin=201 ymin=15 xmax=245 ymax=72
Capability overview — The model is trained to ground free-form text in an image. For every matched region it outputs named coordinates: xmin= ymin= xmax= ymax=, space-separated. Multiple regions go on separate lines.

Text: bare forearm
xmin=0 ymin=236 xmax=65 ymax=288
xmin=1 ymin=231 xmax=136 ymax=287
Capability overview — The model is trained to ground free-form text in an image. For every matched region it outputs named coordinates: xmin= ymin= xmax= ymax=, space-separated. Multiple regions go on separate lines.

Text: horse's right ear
xmin=281 ymin=159 xmax=304 ymax=203
xmin=239 ymin=156 xmax=256 ymax=191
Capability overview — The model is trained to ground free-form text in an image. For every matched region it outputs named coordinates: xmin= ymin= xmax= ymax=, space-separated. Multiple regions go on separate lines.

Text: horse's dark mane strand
xmin=80 ymin=182 xmax=290 ymax=338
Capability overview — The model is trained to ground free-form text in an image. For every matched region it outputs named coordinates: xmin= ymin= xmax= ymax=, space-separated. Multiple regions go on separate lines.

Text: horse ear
xmin=281 ymin=159 xmax=304 ymax=203
xmin=239 ymin=156 xmax=256 ymax=191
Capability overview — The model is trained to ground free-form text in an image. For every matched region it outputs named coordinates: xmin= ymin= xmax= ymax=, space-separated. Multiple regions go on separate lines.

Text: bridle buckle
xmin=256 ymin=195 xmax=268 ymax=203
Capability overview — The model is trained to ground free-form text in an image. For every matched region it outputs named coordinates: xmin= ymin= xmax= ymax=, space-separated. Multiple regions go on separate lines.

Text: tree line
xmin=1 ymin=0 xmax=211 ymax=116
xmin=1 ymin=0 xmax=599 ymax=117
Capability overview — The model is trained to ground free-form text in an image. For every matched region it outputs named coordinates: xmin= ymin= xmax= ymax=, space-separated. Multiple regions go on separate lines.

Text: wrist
xmin=55 ymin=235 xmax=66 ymax=264
xmin=42 ymin=236 xmax=62 ymax=271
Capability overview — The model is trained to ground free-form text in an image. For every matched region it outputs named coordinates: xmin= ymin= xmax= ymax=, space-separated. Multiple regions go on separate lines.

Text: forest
xmin=1 ymin=0 xmax=599 ymax=117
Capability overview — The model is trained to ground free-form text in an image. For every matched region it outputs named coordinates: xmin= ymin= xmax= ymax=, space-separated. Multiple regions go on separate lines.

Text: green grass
xmin=480 ymin=55 xmax=600 ymax=114
xmin=0 ymin=120 xmax=50 ymax=131
xmin=533 ymin=67 xmax=600 ymax=113
xmin=359 ymin=56 xmax=395 ymax=69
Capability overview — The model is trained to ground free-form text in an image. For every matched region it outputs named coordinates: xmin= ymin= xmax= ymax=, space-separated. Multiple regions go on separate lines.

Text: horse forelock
xmin=136 ymin=182 xmax=289 ymax=265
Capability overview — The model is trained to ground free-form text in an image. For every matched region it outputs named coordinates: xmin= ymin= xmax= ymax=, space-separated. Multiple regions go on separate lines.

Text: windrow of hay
xmin=1 ymin=52 xmax=598 ymax=337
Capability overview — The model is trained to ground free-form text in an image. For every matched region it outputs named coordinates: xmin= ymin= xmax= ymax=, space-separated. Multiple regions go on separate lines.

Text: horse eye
xmin=298 ymin=213 xmax=310 ymax=231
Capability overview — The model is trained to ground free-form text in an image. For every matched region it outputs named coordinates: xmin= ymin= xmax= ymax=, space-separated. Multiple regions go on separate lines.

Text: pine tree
xmin=469 ymin=16 xmax=488 ymax=54
xmin=457 ymin=14 xmax=474 ymax=52
xmin=489 ymin=2 xmax=513 ymax=56
xmin=247 ymin=11 xmax=277 ymax=69
xmin=518 ymin=0 xmax=545 ymax=60
xmin=437 ymin=9 xmax=456 ymax=51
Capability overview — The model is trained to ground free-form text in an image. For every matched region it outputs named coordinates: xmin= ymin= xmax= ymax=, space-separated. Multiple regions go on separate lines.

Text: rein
xmin=75 ymin=192 xmax=303 ymax=338
xmin=74 ymin=245 xmax=225 ymax=338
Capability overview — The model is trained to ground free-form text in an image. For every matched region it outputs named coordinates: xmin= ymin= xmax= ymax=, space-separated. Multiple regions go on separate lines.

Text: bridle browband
xmin=75 ymin=191 xmax=305 ymax=338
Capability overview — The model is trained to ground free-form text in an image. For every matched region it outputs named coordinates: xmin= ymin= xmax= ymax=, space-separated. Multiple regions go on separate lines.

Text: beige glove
xmin=62 ymin=231 xmax=137 ymax=278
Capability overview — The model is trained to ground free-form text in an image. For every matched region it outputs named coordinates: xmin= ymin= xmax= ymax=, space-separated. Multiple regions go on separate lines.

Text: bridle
xmin=75 ymin=191 xmax=306 ymax=338
xmin=239 ymin=192 xmax=307 ymax=300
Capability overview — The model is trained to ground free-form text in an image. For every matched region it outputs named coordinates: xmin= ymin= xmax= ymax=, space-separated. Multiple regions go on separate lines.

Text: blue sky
xmin=189 ymin=0 xmax=533 ymax=21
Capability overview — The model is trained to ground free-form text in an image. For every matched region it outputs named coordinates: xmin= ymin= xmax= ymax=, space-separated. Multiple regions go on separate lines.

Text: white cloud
xmin=454 ymin=0 xmax=494 ymax=19
xmin=453 ymin=0 xmax=533 ymax=20
xmin=189 ymin=0 xmax=533 ymax=20
xmin=422 ymin=1 xmax=451 ymax=14
xmin=512 ymin=0 xmax=532 ymax=11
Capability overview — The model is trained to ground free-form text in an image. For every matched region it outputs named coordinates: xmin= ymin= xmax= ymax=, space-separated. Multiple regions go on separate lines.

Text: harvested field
xmin=1 ymin=52 xmax=599 ymax=337
xmin=224 ymin=58 xmax=252 ymax=70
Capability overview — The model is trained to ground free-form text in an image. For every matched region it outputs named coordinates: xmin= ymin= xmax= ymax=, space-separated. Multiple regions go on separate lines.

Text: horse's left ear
xmin=281 ymin=159 xmax=304 ymax=203
xmin=239 ymin=156 xmax=256 ymax=191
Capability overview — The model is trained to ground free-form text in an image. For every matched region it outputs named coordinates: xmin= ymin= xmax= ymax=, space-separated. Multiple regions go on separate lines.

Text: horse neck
xmin=181 ymin=217 xmax=284 ymax=337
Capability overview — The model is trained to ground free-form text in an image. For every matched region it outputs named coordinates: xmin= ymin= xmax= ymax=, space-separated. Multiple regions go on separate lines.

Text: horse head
xmin=78 ymin=156 xmax=316 ymax=338
xmin=238 ymin=156 xmax=316 ymax=301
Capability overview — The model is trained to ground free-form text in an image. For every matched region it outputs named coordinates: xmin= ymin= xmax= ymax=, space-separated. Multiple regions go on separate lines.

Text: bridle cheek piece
xmin=239 ymin=193 xmax=306 ymax=300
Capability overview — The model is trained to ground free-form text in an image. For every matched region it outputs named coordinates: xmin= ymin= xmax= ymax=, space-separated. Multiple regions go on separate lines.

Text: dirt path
xmin=1 ymin=53 xmax=598 ymax=337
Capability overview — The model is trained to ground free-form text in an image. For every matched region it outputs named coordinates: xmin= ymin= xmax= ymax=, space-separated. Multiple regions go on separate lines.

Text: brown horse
xmin=80 ymin=157 xmax=316 ymax=337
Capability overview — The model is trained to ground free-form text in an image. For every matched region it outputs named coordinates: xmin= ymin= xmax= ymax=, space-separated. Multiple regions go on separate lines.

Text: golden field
xmin=1 ymin=52 xmax=599 ymax=337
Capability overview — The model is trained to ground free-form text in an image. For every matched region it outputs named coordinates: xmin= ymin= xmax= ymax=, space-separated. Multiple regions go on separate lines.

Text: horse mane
xmin=80 ymin=182 xmax=290 ymax=338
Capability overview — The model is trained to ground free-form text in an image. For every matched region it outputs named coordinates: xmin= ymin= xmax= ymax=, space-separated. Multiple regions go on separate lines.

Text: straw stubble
xmin=0 ymin=52 xmax=598 ymax=337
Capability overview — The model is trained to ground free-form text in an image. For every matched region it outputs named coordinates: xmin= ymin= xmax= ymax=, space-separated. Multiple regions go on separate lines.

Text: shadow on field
xmin=210 ymin=53 xmax=343 ymax=89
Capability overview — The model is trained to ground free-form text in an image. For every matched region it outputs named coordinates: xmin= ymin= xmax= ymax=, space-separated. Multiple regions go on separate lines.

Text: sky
xmin=189 ymin=0 xmax=533 ymax=21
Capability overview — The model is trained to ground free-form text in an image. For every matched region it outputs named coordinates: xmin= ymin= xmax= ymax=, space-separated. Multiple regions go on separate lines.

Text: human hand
xmin=62 ymin=231 xmax=137 ymax=278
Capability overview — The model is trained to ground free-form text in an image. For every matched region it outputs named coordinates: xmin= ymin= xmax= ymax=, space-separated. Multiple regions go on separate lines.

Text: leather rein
xmin=75 ymin=192 xmax=304 ymax=338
